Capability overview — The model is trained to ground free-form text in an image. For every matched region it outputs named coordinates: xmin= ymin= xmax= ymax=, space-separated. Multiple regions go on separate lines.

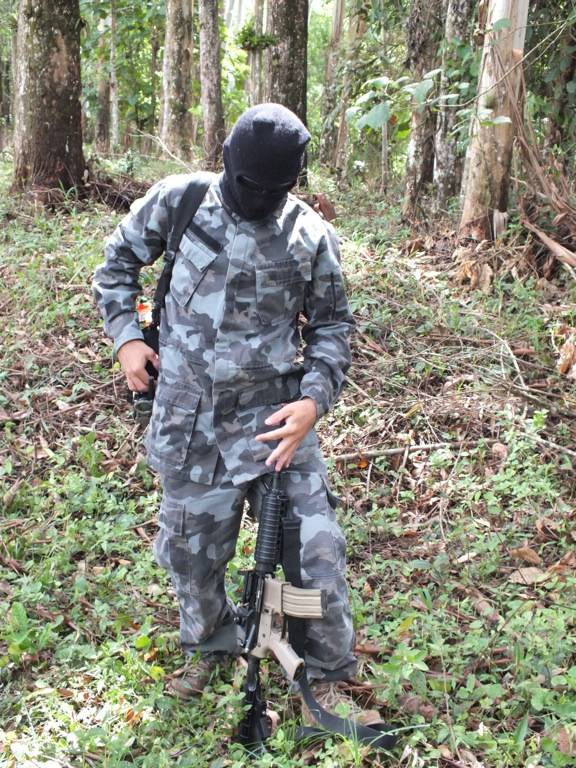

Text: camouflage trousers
xmin=154 ymin=456 xmax=357 ymax=680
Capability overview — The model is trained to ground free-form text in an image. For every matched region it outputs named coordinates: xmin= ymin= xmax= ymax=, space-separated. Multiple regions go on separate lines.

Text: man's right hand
xmin=117 ymin=340 xmax=159 ymax=392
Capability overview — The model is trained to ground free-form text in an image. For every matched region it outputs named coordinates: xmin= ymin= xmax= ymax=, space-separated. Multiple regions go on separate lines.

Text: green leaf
xmin=493 ymin=18 xmax=512 ymax=31
xmin=566 ymin=80 xmax=576 ymax=94
xmin=365 ymin=76 xmax=393 ymax=88
xmin=357 ymin=102 xmax=390 ymax=130
xmin=403 ymin=79 xmax=434 ymax=105
xmin=355 ymin=90 xmax=377 ymax=106
xmin=10 ymin=602 xmax=28 ymax=632
xmin=149 ymin=665 xmax=165 ymax=681
xmin=423 ymin=67 xmax=443 ymax=79
xmin=514 ymin=713 xmax=529 ymax=752
xmin=345 ymin=106 xmax=361 ymax=123
xmin=134 ymin=635 xmax=151 ymax=650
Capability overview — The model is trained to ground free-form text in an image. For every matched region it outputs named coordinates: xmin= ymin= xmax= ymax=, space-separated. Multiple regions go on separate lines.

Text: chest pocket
xmin=170 ymin=230 xmax=219 ymax=308
xmin=255 ymin=258 xmax=312 ymax=326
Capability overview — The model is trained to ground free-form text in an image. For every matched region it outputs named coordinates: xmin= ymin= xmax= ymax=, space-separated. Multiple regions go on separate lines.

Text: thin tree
xmin=149 ymin=23 xmax=160 ymax=135
xmin=318 ymin=0 xmax=345 ymax=166
xmin=265 ymin=0 xmax=308 ymax=125
xmin=248 ymin=0 xmax=265 ymax=105
xmin=198 ymin=0 xmax=225 ymax=169
xmin=109 ymin=0 xmax=119 ymax=150
xmin=333 ymin=7 xmax=367 ymax=176
xmin=13 ymin=0 xmax=85 ymax=191
xmin=402 ymin=0 xmax=444 ymax=219
xmin=160 ymin=0 xmax=194 ymax=159
xmin=434 ymin=0 xmax=475 ymax=207
xmin=95 ymin=18 xmax=110 ymax=155
xmin=459 ymin=0 xmax=530 ymax=240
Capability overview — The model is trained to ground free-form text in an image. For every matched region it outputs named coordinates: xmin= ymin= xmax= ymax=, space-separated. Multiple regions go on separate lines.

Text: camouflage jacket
xmin=93 ymin=173 xmax=354 ymax=486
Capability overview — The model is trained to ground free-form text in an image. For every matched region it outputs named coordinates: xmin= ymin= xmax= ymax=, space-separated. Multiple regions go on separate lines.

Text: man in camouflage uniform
xmin=93 ymin=104 xmax=358 ymax=707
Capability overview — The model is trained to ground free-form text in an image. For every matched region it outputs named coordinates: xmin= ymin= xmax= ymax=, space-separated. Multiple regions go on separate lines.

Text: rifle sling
xmin=281 ymin=514 xmax=397 ymax=751
xmin=151 ymin=175 xmax=212 ymax=328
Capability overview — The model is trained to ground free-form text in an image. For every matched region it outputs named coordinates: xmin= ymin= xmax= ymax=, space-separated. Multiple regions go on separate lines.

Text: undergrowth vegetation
xmin=1 ymin=157 xmax=575 ymax=767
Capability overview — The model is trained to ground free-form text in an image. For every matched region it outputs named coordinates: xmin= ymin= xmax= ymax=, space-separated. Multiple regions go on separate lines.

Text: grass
xmin=1 ymin=155 xmax=575 ymax=767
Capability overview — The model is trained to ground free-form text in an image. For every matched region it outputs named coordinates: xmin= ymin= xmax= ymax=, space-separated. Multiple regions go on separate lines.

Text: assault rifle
xmin=235 ymin=472 xmax=397 ymax=751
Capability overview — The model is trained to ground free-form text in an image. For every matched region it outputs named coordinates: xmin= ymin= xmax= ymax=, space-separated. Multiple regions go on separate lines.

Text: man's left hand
xmin=255 ymin=398 xmax=317 ymax=472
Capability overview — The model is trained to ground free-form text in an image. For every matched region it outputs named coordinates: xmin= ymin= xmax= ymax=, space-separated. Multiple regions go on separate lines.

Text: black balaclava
xmin=220 ymin=103 xmax=311 ymax=221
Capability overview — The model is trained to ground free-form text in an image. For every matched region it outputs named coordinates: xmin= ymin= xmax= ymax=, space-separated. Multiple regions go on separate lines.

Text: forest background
xmin=0 ymin=1 xmax=576 ymax=767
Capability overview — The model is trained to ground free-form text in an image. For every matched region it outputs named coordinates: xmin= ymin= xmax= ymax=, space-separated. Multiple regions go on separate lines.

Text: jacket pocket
xmin=255 ymin=258 xmax=311 ymax=326
xmin=145 ymin=380 xmax=202 ymax=471
xmin=170 ymin=230 xmax=219 ymax=308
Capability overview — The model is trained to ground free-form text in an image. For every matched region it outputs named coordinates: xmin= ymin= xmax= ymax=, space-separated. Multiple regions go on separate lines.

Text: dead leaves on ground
xmin=508 ymin=550 xmax=576 ymax=585
xmin=508 ymin=546 xmax=543 ymax=565
xmin=553 ymin=325 xmax=576 ymax=379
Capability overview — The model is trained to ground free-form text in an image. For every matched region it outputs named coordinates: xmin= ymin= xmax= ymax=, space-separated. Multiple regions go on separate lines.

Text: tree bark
xmin=547 ymin=22 xmax=576 ymax=148
xmin=247 ymin=0 xmax=265 ymax=106
xmin=13 ymin=0 xmax=85 ymax=191
xmin=160 ymin=0 xmax=194 ymax=159
xmin=149 ymin=24 xmax=160 ymax=135
xmin=459 ymin=0 xmax=530 ymax=240
xmin=0 ymin=55 xmax=9 ymax=151
xmin=434 ymin=0 xmax=475 ymax=207
xmin=402 ymin=0 xmax=444 ymax=219
xmin=199 ymin=0 xmax=225 ymax=169
xmin=333 ymin=9 xmax=367 ymax=176
xmin=95 ymin=19 xmax=110 ymax=155
xmin=266 ymin=0 xmax=308 ymax=125
xmin=318 ymin=0 xmax=344 ymax=166
xmin=110 ymin=0 xmax=119 ymax=149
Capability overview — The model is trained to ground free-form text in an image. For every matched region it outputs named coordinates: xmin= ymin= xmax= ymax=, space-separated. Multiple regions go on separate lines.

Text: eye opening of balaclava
xmin=220 ymin=103 xmax=311 ymax=221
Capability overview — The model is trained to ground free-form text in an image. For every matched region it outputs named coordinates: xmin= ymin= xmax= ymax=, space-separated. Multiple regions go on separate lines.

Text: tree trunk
xmin=110 ymin=0 xmax=119 ymax=150
xmin=402 ymin=0 xmax=444 ymax=219
xmin=235 ymin=0 xmax=244 ymax=29
xmin=199 ymin=0 xmax=225 ymax=169
xmin=13 ymin=0 xmax=85 ymax=191
xmin=547 ymin=22 xmax=576 ymax=148
xmin=459 ymin=0 xmax=530 ymax=240
xmin=318 ymin=0 xmax=344 ymax=166
xmin=379 ymin=0 xmax=389 ymax=194
xmin=248 ymin=0 xmax=265 ymax=105
xmin=266 ymin=0 xmax=308 ymax=125
xmin=434 ymin=0 xmax=474 ymax=207
xmin=95 ymin=20 xmax=110 ymax=155
xmin=0 ymin=56 xmax=9 ymax=151
xmin=224 ymin=0 xmax=235 ymax=28
xmin=333 ymin=9 xmax=367 ymax=176
xmin=160 ymin=0 xmax=194 ymax=159
xmin=149 ymin=25 xmax=160 ymax=135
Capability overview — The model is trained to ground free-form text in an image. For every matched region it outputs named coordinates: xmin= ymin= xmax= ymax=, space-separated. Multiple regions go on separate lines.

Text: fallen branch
xmin=521 ymin=217 xmax=576 ymax=269
xmin=521 ymin=432 xmax=576 ymax=460
xmin=331 ymin=439 xmax=495 ymax=463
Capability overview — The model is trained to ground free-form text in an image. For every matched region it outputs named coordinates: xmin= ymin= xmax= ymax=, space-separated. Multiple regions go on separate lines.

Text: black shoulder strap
xmin=152 ymin=175 xmax=212 ymax=327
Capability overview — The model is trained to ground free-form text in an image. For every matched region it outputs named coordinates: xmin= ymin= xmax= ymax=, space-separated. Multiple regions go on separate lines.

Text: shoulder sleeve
xmin=300 ymin=218 xmax=355 ymax=416
xmin=92 ymin=178 xmax=171 ymax=352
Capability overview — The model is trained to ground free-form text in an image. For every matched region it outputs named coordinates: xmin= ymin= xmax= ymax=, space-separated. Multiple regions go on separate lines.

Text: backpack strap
xmin=151 ymin=174 xmax=212 ymax=327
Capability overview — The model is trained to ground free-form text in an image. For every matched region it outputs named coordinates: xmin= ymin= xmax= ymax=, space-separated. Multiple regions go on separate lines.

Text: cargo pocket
xmin=145 ymin=380 xmax=202 ymax=472
xmin=322 ymin=477 xmax=347 ymax=574
xmin=170 ymin=230 xmax=219 ymax=308
xmin=154 ymin=498 xmax=189 ymax=576
xmin=255 ymin=258 xmax=311 ymax=326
